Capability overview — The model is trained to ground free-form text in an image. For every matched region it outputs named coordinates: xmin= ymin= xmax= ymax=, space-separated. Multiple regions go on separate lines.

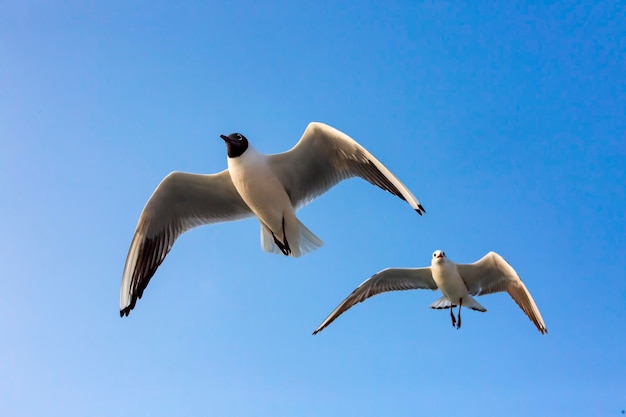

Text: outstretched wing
xmin=268 ymin=122 xmax=425 ymax=214
xmin=457 ymin=252 xmax=548 ymax=334
xmin=313 ymin=267 xmax=436 ymax=335
xmin=120 ymin=171 xmax=253 ymax=316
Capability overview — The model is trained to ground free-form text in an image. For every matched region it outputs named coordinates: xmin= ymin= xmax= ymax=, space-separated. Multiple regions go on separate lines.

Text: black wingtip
xmin=415 ymin=204 xmax=426 ymax=215
xmin=119 ymin=303 xmax=134 ymax=317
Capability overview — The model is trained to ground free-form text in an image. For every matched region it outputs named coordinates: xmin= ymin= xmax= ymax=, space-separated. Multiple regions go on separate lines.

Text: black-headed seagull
xmin=313 ymin=250 xmax=548 ymax=334
xmin=120 ymin=122 xmax=425 ymax=316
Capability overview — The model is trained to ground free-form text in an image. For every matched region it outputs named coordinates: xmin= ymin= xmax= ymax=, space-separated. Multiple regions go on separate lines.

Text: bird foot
xmin=272 ymin=217 xmax=291 ymax=256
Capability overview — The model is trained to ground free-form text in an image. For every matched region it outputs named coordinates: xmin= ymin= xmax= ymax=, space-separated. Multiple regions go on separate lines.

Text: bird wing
xmin=312 ymin=267 xmax=436 ymax=335
xmin=267 ymin=122 xmax=425 ymax=214
xmin=120 ymin=170 xmax=253 ymax=317
xmin=456 ymin=252 xmax=548 ymax=334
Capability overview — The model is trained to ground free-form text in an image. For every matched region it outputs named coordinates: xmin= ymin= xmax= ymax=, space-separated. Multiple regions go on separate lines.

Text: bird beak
xmin=436 ymin=254 xmax=443 ymax=259
xmin=220 ymin=134 xmax=230 ymax=142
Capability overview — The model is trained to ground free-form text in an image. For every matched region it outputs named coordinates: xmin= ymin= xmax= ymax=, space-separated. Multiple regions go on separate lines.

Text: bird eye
xmin=237 ymin=134 xmax=243 ymax=141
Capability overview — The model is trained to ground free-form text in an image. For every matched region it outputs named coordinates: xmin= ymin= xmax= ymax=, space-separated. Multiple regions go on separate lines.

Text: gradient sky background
xmin=1 ymin=1 xmax=625 ymax=416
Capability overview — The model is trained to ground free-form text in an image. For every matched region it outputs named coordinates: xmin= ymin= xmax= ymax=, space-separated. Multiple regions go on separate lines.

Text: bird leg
xmin=456 ymin=299 xmax=463 ymax=330
xmin=271 ymin=217 xmax=291 ymax=256
xmin=449 ymin=305 xmax=456 ymax=328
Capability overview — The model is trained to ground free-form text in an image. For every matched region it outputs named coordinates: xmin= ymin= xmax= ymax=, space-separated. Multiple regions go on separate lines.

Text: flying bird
xmin=120 ymin=122 xmax=425 ymax=316
xmin=313 ymin=250 xmax=547 ymax=335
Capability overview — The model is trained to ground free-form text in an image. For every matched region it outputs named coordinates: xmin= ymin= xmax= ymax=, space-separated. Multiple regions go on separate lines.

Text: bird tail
xmin=259 ymin=220 xmax=323 ymax=257
xmin=260 ymin=224 xmax=283 ymax=255
xmin=294 ymin=219 xmax=324 ymax=256
xmin=429 ymin=296 xmax=457 ymax=309
xmin=429 ymin=295 xmax=487 ymax=312
xmin=462 ymin=295 xmax=487 ymax=312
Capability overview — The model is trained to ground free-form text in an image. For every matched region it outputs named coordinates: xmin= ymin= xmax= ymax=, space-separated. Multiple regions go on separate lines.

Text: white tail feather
xmin=259 ymin=219 xmax=323 ymax=257
xmin=429 ymin=296 xmax=456 ymax=309
xmin=462 ymin=295 xmax=487 ymax=312
xmin=429 ymin=295 xmax=487 ymax=312
xmin=295 ymin=219 xmax=324 ymax=256
xmin=260 ymin=224 xmax=283 ymax=255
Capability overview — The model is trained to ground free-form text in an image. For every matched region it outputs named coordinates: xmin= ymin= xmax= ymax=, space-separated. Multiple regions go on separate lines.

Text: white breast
xmin=227 ymin=147 xmax=293 ymax=232
xmin=431 ymin=260 xmax=469 ymax=302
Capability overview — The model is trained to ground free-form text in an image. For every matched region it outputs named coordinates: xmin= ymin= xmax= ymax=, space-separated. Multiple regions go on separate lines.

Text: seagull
xmin=120 ymin=122 xmax=425 ymax=316
xmin=313 ymin=250 xmax=548 ymax=335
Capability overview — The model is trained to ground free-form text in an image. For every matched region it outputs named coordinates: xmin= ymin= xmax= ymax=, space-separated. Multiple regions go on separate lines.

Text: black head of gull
xmin=220 ymin=133 xmax=249 ymax=158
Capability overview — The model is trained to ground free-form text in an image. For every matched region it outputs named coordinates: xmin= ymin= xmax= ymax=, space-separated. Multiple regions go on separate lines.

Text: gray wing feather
xmin=268 ymin=122 xmax=425 ymax=214
xmin=312 ymin=267 xmax=436 ymax=335
xmin=120 ymin=170 xmax=253 ymax=316
xmin=456 ymin=252 xmax=548 ymax=334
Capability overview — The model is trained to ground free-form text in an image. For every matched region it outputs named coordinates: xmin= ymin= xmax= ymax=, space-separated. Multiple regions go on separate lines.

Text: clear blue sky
xmin=1 ymin=1 xmax=625 ymax=416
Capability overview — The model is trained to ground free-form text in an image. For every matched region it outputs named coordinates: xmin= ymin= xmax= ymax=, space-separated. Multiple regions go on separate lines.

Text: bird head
xmin=432 ymin=250 xmax=446 ymax=261
xmin=220 ymin=132 xmax=249 ymax=158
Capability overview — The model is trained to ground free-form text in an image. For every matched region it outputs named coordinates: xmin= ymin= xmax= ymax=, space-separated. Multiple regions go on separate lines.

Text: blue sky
xmin=1 ymin=1 xmax=625 ymax=416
